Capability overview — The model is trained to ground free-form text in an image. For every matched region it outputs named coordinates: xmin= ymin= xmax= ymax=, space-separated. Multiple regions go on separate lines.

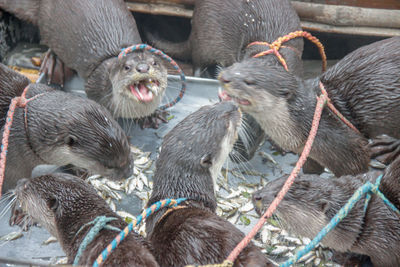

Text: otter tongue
xmin=131 ymin=84 xmax=154 ymax=103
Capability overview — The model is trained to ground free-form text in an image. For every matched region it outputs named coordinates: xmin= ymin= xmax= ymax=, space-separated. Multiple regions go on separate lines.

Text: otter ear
xmin=64 ymin=135 xmax=77 ymax=147
xmin=200 ymin=154 xmax=213 ymax=168
xmin=47 ymin=197 xmax=59 ymax=213
xmin=320 ymin=199 xmax=330 ymax=214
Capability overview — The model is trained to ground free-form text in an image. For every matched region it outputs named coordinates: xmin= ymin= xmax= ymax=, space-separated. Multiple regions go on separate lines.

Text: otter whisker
xmin=0 ymin=196 xmax=16 ymax=220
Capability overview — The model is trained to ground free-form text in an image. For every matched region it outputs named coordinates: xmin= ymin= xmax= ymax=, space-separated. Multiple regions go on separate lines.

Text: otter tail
xmin=0 ymin=64 xmax=30 ymax=126
xmin=0 ymin=0 xmax=40 ymax=25
xmin=145 ymin=31 xmax=192 ymax=61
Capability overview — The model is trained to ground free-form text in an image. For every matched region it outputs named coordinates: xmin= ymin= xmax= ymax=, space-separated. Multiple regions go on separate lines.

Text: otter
xmin=0 ymin=63 xmax=133 ymax=193
xmin=252 ymin=156 xmax=400 ymax=267
xmin=220 ymin=37 xmax=400 ymax=177
xmin=148 ymin=0 xmax=304 ymax=161
xmin=145 ymin=101 xmax=272 ymax=267
xmin=14 ymin=173 xmax=159 ymax=266
xmin=0 ymin=0 xmax=168 ymax=127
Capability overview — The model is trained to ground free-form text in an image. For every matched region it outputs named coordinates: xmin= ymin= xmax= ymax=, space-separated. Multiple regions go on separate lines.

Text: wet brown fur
xmin=146 ymin=102 xmax=272 ymax=267
xmin=0 ymin=0 xmax=168 ymax=119
xmin=15 ymin=174 xmax=159 ymax=266
xmin=253 ymin=157 xmax=400 ymax=266
xmin=0 ymin=64 xmax=132 ymax=192
xmin=221 ymin=37 xmax=400 ymax=176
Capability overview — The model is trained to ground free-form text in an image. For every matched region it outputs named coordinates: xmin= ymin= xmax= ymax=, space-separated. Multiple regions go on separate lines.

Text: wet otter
xmin=0 ymin=63 xmax=133 ymax=193
xmin=0 ymin=0 xmax=168 ymax=125
xmin=149 ymin=0 xmax=304 ymax=161
xmin=14 ymin=173 xmax=159 ymax=266
xmin=220 ymin=37 xmax=400 ymax=177
xmin=145 ymin=102 xmax=272 ymax=267
xmin=252 ymin=156 xmax=400 ymax=267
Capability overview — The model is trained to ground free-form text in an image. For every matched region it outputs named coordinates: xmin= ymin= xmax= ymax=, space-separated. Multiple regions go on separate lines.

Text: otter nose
xmin=252 ymin=191 xmax=263 ymax=202
xmin=136 ymin=63 xmax=150 ymax=73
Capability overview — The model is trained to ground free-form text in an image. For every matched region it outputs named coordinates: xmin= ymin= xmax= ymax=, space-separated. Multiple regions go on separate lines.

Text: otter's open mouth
xmin=218 ymin=89 xmax=251 ymax=106
xmin=129 ymin=79 xmax=160 ymax=103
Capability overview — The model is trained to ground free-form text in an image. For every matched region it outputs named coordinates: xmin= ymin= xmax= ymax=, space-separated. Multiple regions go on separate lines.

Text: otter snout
xmin=136 ymin=63 xmax=150 ymax=73
xmin=252 ymin=189 xmax=267 ymax=216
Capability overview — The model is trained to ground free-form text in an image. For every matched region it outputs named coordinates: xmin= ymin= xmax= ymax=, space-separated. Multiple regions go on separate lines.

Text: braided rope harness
xmin=93 ymin=198 xmax=186 ymax=267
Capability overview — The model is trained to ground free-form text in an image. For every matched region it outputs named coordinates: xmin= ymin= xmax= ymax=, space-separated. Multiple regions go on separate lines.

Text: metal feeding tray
xmin=0 ymin=61 xmax=343 ymax=266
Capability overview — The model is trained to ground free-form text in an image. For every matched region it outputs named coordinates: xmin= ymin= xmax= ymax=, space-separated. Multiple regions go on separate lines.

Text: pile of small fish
xmin=86 ymin=145 xmax=340 ymax=266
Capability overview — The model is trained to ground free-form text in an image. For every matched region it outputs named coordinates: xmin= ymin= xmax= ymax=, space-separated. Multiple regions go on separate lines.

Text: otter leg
xmin=136 ymin=109 xmax=169 ymax=129
xmin=369 ymin=135 xmax=400 ymax=165
xmin=40 ymin=49 xmax=75 ymax=87
xmin=303 ymin=158 xmax=325 ymax=175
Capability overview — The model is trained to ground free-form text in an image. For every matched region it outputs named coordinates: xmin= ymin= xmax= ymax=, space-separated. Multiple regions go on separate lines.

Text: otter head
xmin=152 ymin=102 xmax=242 ymax=207
xmin=218 ymin=59 xmax=307 ymax=151
xmin=15 ymin=174 xmax=113 ymax=248
xmin=28 ymin=95 xmax=133 ymax=180
xmin=109 ymin=51 xmax=168 ymax=118
xmin=252 ymin=174 xmax=366 ymax=250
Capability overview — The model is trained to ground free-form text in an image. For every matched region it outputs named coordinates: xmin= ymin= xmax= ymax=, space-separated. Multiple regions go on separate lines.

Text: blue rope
xmin=73 ymin=216 xmax=121 ymax=266
xmin=93 ymin=197 xmax=187 ymax=267
xmin=118 ymin=44 xmax=187 ymax=110
xmin=280 ymin=174 xmax=399 ymax=267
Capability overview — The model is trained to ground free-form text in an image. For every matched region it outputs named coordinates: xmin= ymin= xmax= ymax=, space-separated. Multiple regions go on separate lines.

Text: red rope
xmin=226 ymin=92 xmax=328 ymax=263
xmin=319 ymin=82 xmax=360 ymax=134
xmin=0 ymin=85 xmax=38 ymax=197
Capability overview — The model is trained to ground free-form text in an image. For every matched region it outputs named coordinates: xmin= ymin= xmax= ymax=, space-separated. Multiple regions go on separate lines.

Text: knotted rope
xmin=247 ymin=30 xmax=327 ymax=72
xmin=0 ymin=85 xmax=43 ymax=197
xmin=118 ymin=44 xmax=186 ymax=110
xmin=73 ymin=216 xmax=121 ymax=266
xmin=281 ymin=174 xmax=400 ymax=267
xmin=93 ymin=198 xmax=187 ymax=267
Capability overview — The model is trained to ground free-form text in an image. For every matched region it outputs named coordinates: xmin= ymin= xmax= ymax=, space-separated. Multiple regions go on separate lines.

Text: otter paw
xmin=40 ymin=49 xmax=75 ymax=86
xmin=136 ymin=110 xmax=170 ymax=129
xmin=369 ymin=135 xmax=400 ymax=165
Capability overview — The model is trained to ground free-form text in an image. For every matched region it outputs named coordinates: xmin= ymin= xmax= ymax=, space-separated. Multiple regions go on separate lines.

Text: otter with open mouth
xmin=219 ymin=37 xmax=400 ymax=177
xmin=13 ymin=174 xmax=159 ymax=266
xmin=0 ymin=63 xmax=133 ymax=193
xmin=145 ymin=101 xmax=273 ymax=267
xmin=0 ymin=0 xmax=168 ymax=128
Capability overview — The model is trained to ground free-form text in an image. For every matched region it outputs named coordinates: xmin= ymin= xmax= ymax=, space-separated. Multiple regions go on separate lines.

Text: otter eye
xmin=124 ymin=65 xmax=131 ymax=71
xmin=65 ymin=135 xmax=77 ymax=147
xmin=200 ymin=154 xmax=213 ymax=168
xmin=244 ymin=79 xmax=255 ymax=86
xmin=47 ymin=197 xmax=59 ymax=212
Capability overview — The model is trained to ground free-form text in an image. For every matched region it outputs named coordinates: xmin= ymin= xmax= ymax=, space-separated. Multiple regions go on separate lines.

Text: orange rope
xmin=226 ymin=91 xmax=328 ymax=263
xmin=0 ymin=85 xmax=40 ymax=197
xmin=248 ymin=31 xmax=327 ymax=72
xmin=319 ymin=82 xmax=360 ymax=134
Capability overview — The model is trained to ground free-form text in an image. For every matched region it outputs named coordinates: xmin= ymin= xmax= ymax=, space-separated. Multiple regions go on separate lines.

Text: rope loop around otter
xmin=93 ymin=198 xmax=187 ymax=267
xmin=118 ymin=44 xmax=187 ymax=110
xmin=319 ymin=82 xmax=360 ymax=134
xmin=73 ymin=216 xmax=120 ymax=266
xmin=225 ymin=92 xmax=329 ymax=263
xmin=247 ymin=31 xmax=327 ymax=72
xmin=0 ymin=85 xmax=44 ymax=198
xmin=281 ymin=174 xmax=400 ymax=267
